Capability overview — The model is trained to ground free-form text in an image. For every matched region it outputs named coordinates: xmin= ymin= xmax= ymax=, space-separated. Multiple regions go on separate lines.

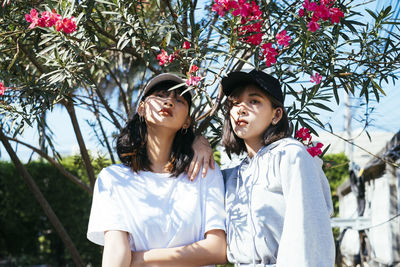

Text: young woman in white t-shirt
xmin=87 ymin=73 xmax=226 ymax=266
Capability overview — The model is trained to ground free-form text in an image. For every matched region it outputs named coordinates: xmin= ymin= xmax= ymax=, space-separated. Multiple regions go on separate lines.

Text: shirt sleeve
xmin=276 ymin=143 xmax=335 ymax=267
xmin=204 ymin=165 xmax=226 ymax=234
xmin=87 ymin=167 xmax=130 ymax=246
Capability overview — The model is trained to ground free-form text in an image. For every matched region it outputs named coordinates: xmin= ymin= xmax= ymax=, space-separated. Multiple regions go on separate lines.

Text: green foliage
xmin=0 ymin=160 xmax=101 ymax=265
xmin=322 ymin=152 xmax=349 ymax=239
xmin=323 ymin=152 xmax=349 ymax=216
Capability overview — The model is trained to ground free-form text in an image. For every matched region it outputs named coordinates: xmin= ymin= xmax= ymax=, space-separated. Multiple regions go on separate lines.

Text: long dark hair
xmin=116 ymin=80 xmax=195 ymax=177
xmin=222 ymin=83 xmax=291 ymax=157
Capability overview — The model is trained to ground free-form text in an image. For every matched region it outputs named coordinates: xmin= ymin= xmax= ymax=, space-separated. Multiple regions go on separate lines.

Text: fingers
xmin=201 ymin=157 xmax=209 ymax=178
xmin=187 ymin=155 xmax=197 ymax=180
xmin=210 ymin=155 xmax=215 ymax=170
xmin=190 ymin=160 xmax=201 ymax=181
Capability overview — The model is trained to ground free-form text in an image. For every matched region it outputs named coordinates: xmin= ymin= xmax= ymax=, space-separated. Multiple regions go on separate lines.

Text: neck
xmin=146 ymin=126 xmax=176 ymax=173
xmin=244 ymin=138 xmax=263 ymax=158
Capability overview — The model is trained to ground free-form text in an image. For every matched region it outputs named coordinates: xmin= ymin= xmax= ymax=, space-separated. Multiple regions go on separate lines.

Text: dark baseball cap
xmin=221 ymin=69 xmax=284 ymax=104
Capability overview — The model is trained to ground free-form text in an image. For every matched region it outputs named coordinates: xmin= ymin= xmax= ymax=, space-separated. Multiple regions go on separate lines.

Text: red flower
xmin=157 ymin=49 xmax=169 ymax=66
xmin=299 ymin=8 xmax=305 ymax=17
xmin=310 ymin=72 xmax=322 ymax=84
xmin=295 ymin=127 xmax=311 ymax=141
xmin=261 ymin=43 xmax=278 ymax=67
xmin=307 ymin=20 xmax=320 ymax=32
xmin=307 ymin=142 xmax=323 ymax=157
xmin=189 ymin=64 xmax=199 ymax=74
xmin=168 ymin=54 xmax=175 ymax=63
xmin=276 ymin=30 xmax=291 ymax=47
xmin=25 ymin=9 xmax=40 ymax=29
xmin=232 ymin=0 xmax=251 ymax=17
xmin=303 ymin=0 xmax=318 ymax=12
xmin=0 ymin=82 xmax=6 ymax=96
xmin=186 ymin=75 xmax=201 ymax=86
xmin=315 ymin=4 xmax=331 ymax=21
xmin=212 ymin=0 xmax=236 ymax=17
xmin=329 ymin=7 xmax=344 ymax=23
xmin=182 ymin=41 xmax=191 ymax=50
xmin=60 ymin=17 xmax=77 ymax=34
xmin=41 ymin=9 xmax=62 ymax=27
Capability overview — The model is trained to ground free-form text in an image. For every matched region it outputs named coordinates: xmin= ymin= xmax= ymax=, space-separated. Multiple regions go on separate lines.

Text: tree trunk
xmin=63 ymin=99 xmax=96 ymax=190
xmin=0 ymin=129 xmax=85 ymax=267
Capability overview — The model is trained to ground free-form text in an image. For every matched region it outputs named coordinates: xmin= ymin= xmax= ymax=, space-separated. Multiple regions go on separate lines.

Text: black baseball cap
xmin=221 ymin=69 xmax=284 ymax=104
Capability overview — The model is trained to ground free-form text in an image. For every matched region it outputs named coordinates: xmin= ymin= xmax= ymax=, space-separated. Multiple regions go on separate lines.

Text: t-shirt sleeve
xmin=87 ymin=167 xmax=130 ymax=246
xmin=276 ymin=143 xmax=335 ymax=267
xmin=204 ymin=165 xmax=226 ymax=234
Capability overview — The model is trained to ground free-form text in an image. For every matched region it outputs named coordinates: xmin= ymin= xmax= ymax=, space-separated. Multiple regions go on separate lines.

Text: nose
xmin=163 ymin=98 xmax=174 ymax=108
xmin=237 ymin=106 xmax=247 ymax=115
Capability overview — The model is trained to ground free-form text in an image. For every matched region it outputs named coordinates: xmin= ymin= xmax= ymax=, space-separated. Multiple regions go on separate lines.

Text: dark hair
xmin=222 ymin=83 xmax=291 ymax=157
xmin=116 ymin=80 xmax=194 ymax=177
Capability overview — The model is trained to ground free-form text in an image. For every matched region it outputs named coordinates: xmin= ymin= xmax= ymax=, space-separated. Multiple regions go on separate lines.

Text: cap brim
xmin=143 ymin=73 xmax=190 ymax=97
xmin=221 ymin=71 xmax=255 ymax=96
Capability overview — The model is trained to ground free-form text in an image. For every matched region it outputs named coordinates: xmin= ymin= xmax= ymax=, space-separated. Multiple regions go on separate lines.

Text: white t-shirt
xmin=87 ymin=164 xmax=225 ymax=254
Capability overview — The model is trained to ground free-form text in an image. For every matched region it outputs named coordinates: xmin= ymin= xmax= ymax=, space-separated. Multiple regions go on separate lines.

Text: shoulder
xmin=96 ymin=164 xmax=133 ymax=186
xmin=204 ymin=164 xmax=223 ymax=180
xmin=268 ymin=138 xmax=310 ymax=159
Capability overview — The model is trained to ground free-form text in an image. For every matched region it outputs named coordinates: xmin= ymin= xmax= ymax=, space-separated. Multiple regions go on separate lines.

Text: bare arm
xmin=188 ymin=135 xmax=215 ymax=181
xmin=131 ymin=229 xmax=226 ymax=267
xmin=103 ymin=230 xmax=131 ymax=267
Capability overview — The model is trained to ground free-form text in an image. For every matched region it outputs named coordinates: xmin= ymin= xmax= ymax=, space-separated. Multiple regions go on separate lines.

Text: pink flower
xmin=41 ymin=9 xmax=61 ymax=27
xmin=189 ymin=64 xmax=199 ymax=73
xmin=307 ymin=142 xmax=323 ymax=157
xmin=238 ymin=16 xmax=264 ymax=45
xmin=295 ymin=127 xmax=311 ymax=141
xmin=182 ymin=41 xmax=191 ymax=50
xmin=329 ymin=7 xmax=344 ymax=23
xmin=310 ymin=72 xmax=322 ymax=84
xmin=315 ymin=4 xmax=330 ymax=21
xmin=157 ymin=49 xmax=169 ymax=66
xmin=0 ymin=82 xmax=6 ymax=96
xmin=299 ymin=8 xmax=305 ymax=17
xmin=25 ymin=9 xmax=40 ymax=29
xmin=212 ymin=0 xmax=236 ymax=17
xmin=276 ymin=30 xmax=291 ymax=47
xmin=186 ymin=75 xmax=201 ymax=86
xmin=261 ymin=43 xmax=278 ymax=67
xmin=232 ymin=0 xmax=251 ymax=17
xmin=168 ymin=54 xmax=175 ymax=63
xmin=59 ymin=17 xmax=77 ymax=34
xmin=55 ymin=19 xmax=63 ymax=31
xmin=303 ymin=0 xmax=318 ymax=12
xmin=307 ymin=20 xmax=320 ymax=32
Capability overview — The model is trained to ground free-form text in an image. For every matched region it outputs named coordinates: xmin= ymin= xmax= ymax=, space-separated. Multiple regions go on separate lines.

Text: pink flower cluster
xmin=310 ymin=72 xmax=322 ymax=84
xmin=212 ymin=0 xmax=293 ymax=67
xmin=0 ymin=82 xmax=7 ymax=96
xmin=25 ymin=8 xmax=77 ymax=34
xmin=212 ymin=0 xmax=264 ymax=45
xmin=186 ymin=65 xmax=201 ymax=86
xmin=156 ymin=41 xmax=191 ymax=66
xmin=299 ymin=0 xmax=344 ymax=32
xmin=295 ymin=127 xmax=324 ymax=157
xmin=260 ymin=30 xmax=291 ymax=67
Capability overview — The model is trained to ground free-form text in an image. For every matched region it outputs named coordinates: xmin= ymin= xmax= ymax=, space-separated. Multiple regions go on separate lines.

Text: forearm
xmin=132 ymin=230 xmax=226 ymax=267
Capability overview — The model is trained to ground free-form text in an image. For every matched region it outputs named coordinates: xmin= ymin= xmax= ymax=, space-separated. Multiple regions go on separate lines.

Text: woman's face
xmin=140 ymin=89 xmax=190 ymax=132
xmin=229 ymin=85 xmax=282 ymax=144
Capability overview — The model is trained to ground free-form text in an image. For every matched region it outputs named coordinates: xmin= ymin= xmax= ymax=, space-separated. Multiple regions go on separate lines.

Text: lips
xmin=236 ymin=119 xmax=248 ymax=126
xmin=159 ymin=108 xmax=172 ymax=116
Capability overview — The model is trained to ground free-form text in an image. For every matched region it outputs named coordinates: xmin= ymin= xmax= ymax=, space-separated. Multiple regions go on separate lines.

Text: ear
xmin=137 ymin=102 xmax=145 ymax=117
xmin=272 ymin=107 xmax=283 ymax=125
xmin=182 ymin=116 xmax=191 ymax=129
